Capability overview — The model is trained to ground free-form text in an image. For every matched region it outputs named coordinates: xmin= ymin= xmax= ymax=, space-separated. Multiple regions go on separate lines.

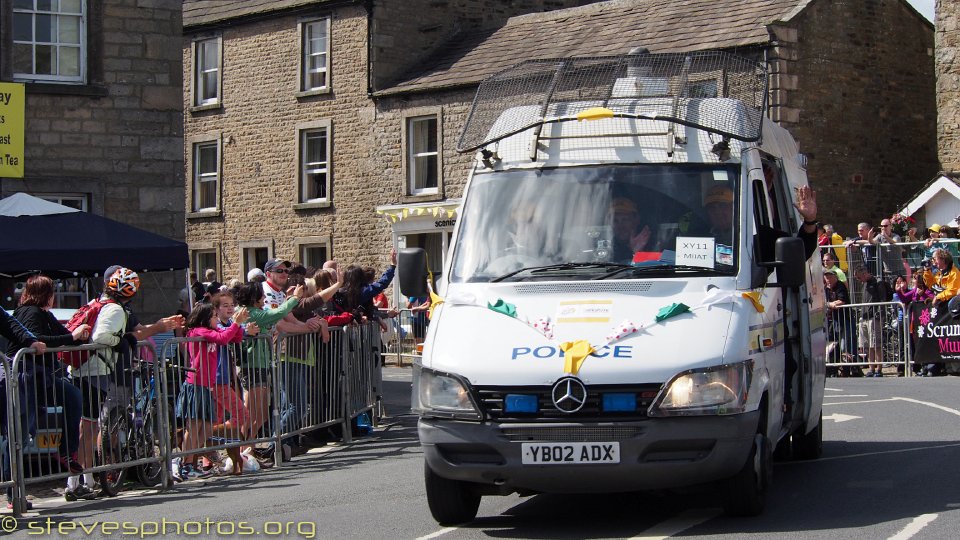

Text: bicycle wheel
xmin=98 ymin=408 xmax=128 ymax=497
xmin=135 ymin=408 xmax=163 ymax=487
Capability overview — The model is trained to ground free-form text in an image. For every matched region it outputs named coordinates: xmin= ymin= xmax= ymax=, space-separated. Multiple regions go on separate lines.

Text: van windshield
xmin=450 ymin=164 xmax=740 ymax=282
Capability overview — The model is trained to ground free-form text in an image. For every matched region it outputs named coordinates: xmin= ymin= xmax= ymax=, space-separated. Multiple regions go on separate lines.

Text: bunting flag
xmin=532 ymin=317 xmax=554 ymax=339
xmin=560 ymin=340 xmax=595 ymax=375
xmin=696 ymin=288 xmax=740 ymax=310
xmin=655 ymin=303 xmax=690 ymax=322
xmin=375 ymin=205 xmax=459 ymax=224
xmin=488 ymin=298 xmax=518 ymax=318
xmin=605 ymin=319 xmax=642 ymax=344
xmin=741 ymin=291 xmax=764 ymax=313
xmin=427 ymin=290 xmax=444 ymax=319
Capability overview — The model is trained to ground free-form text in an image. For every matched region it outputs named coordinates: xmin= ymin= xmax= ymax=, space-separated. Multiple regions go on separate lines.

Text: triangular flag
xmin=560 ymin=340 xmax=595 ymax=375
xmin=742 ymin=291 xmax=765 ymax=313
xmin=427 ymin=291 xmax=444 ymax=319
xmin=655 ymin=303 xmax=690 ymax=322
xmin=488 ymin=299 xmax=517 ymax=318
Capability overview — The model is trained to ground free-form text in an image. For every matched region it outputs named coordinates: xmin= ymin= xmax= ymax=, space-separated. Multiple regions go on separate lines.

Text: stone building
xmin=0 ymin=0 xmax=184 ymax=319
xmin=181 ymin=0 xmax=602 ymax=283
xmin=937 ymin=0 xmax=960 ymax=172
xmin=375 ymin=0 xmax=938 ymax=241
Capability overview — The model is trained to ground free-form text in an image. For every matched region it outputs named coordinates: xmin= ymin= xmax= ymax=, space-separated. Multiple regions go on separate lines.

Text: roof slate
xmin=377 ymin=0 xmax=806 ymax=96
xmin=183 ymin=0 xmax=334 ymax=29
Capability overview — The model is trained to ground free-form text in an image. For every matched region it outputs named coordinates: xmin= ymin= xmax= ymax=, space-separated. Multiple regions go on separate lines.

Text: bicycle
xmin=97 ymin=357 xmax=176 ymax=495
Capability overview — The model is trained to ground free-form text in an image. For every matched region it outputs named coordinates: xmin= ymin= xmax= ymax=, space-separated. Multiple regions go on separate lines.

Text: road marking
xmin=781 ymin=442 xmax=960 ymax=465
xmin=823 ymin=394 xmax=869 ymax=398
xmin=825 ymin=387 xmax=844 ymax=392
xmin=823 ymin=398 xmax=897 ymax=406
xmin=416 ymin=527 xmax=458 ymax=540
xmin=888 ymin=513 xmax=938 ymax=540
xmin=628 ymin=508 xmax=721 ymax=539
xmin=823 ymin=413 xmax=861 ymax=423
xmin=892 ymin=397 xmax=960 ymax=417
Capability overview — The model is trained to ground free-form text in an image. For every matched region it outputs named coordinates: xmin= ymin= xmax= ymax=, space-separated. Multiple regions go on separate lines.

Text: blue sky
xmin=907 ymin=0 xmax=934 ymax=21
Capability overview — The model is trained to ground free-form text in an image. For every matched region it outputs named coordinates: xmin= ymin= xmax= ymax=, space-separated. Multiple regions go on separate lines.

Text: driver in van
xmin=610 ymin=198 xmax=652 ymax=263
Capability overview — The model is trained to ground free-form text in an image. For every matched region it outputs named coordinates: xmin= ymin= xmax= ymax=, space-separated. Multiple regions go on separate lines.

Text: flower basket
xmin=890 ymin=213 xmax=916 ymax=238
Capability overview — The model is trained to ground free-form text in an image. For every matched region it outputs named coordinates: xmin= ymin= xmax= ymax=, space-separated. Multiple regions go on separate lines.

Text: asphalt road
xmin=3 ymin=370 xmax=959 ymax=540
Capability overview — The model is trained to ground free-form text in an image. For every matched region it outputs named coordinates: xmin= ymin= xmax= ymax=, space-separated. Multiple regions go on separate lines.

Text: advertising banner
xmin=909 ymin=301 xmax=960 ymax=363
xmin=0 ymin=82 xmax=25 ymax=178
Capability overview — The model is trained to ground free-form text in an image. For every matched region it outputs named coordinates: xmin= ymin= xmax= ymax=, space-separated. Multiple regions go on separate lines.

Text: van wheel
xmin=723 ymin=434 xmax=771 ymax=517
xmin=424 ymin=464 xmax=481 ymax=525
xmin=791 ymin=411 xmax=823 ymax=460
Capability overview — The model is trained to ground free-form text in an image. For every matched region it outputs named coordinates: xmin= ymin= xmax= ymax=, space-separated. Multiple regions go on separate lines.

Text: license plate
xmin=36 ymin=432 xmax=62 ymax=449
xmin=521 ymin=442 xmax=620 ymax=465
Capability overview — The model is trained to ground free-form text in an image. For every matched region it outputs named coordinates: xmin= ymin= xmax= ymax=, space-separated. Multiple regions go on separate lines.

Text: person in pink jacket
xmin=175 ymin=304 xmax=246 ymax=480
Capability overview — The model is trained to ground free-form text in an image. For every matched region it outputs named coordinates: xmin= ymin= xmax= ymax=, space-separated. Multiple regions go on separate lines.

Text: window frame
xmin=191 ymin=248 xmax=219 ymax=278
xmin=191 ymin=36 xmax=222 ymax=110
xmin=294 ymin=236 xmax=333 ymax=270
xmin=11 ymin=0 xmax=88 ymax=84
xmin=402 ymin=111 xmax=443 ymax=197
xmin=35 ymin=193 xmax=88 ymax=211
xmin=294 ymin=119 xmax=333 ymax=209
xmin=297 ymin=17 xmax=331 ymax=96
xmin=187 ymin=135 xmax=222 ymax=217
xmin=239 ymin=240 xmax=274 ymax=279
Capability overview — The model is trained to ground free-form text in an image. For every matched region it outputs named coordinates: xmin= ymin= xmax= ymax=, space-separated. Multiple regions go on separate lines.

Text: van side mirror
xmin=769 ymin=237 xmax=805 ymax=288
xmin=398 ymin=248 xmax=429 ymax=298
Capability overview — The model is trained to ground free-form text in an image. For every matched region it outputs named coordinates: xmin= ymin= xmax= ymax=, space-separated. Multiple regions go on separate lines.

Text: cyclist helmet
xmin=106 ymin=267 xmax=140 ymax=298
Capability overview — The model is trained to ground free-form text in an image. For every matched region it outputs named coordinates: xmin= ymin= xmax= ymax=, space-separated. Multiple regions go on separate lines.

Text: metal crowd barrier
xmin=0 ymin=354 xmax=17 ymax=509
xmin=386 ymin=309 xmax=426 ymax=366
xmin=2 ymin=323 xmax=383 ymax=517
xmin=824 ymin=301 xmax=911 ymax=376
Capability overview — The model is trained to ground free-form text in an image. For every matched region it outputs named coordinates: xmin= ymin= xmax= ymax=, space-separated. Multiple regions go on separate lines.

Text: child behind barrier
xmin=209 ymin=292 xmax=259 ymax=474
xmin=235 ymin=282 xmax=300 ymax=463
xmin=175 ymin=304 xmax=245 ymax=480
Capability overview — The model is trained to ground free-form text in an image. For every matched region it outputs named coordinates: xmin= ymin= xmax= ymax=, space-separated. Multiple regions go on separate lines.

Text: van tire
xmin=791 ymin=411 xmax=823 ymax=460
xmin=425 ymin=464 xmax=481 ymax=525
xmin=723 ymin=434 xmax=770 ymax=517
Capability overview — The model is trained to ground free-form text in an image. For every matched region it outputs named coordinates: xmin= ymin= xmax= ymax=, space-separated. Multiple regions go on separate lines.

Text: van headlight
xmin=648 ymin=360 xmax=753 ymax=417
xmin=412 ymin=366 xmax=482 ymax=420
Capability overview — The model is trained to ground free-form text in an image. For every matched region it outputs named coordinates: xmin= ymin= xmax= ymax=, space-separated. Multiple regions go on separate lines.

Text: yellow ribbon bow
xmin=559 ymin=340 xmax=595 ymax=376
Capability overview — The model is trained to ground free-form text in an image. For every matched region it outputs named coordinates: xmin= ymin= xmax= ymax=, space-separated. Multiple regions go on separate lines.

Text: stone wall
xmin=0 ymin=0 xmax=185 ymax=320
xmin=937 ymin=0 xmax=960 ymax=172
xmin=370 ymin=0 xmax=604 ymax=90
xmin=783 ymin=0 xmax=937 ymax=235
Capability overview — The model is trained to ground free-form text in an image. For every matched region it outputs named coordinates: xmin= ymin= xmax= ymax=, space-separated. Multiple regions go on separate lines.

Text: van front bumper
xmin=419 ymin=412 xmax=760 ymax=494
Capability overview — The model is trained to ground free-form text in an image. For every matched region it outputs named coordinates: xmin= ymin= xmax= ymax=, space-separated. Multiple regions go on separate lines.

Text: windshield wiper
xmin=491 ymin=262 xmax=634 ymax=283
xmin=594 ymin=264 xmax=730 ymax=280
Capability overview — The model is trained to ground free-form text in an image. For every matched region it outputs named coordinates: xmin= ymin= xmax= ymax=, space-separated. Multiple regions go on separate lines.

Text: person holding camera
xmin=918 ymin=248 xmax=960 ymax=306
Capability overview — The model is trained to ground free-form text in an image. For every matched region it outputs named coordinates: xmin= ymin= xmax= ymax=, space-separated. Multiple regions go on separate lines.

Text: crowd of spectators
xmin=821 ymin=217 xmax=960 ymax=377
xmin=1 ymin=248 xmax=407 ymax=505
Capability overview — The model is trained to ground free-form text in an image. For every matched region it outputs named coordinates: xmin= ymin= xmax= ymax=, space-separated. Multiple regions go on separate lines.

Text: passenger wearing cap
xmin=610 ymin=197 xmax=652 ymax=263
xmin=700 ymin=181 xmax=818 ymax=263
xmin=703 ymin=185 xmax=734 ymax=239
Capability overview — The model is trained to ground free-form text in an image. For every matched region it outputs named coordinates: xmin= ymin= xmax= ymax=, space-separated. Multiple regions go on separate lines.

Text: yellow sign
xmin=0 ymin=82 xmax=25 ymax=178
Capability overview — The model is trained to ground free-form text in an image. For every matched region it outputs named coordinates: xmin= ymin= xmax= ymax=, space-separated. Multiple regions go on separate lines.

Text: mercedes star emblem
xmin=551 ymin=376 xmax=587 ymax=413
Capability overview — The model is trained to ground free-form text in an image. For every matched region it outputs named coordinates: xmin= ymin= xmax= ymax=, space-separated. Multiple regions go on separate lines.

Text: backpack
xmin=58 ymin=298 xmax=116 ymax=368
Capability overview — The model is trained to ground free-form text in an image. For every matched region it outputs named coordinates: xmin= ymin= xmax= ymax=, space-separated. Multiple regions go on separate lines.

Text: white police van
xmin=398 ymin=51 xmax=826 ymax=524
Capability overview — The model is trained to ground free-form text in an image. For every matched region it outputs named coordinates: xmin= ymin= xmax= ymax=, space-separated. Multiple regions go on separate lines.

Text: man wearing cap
xmin=824 ymin=267 xmax=856 ymax=375
xmin=261 ymin=258 xmax=325 ymax=459
xmin=924 ymin=224 xmax=948 ymax=264
xmin=610 ymin=197 xmax=652 ymax=263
